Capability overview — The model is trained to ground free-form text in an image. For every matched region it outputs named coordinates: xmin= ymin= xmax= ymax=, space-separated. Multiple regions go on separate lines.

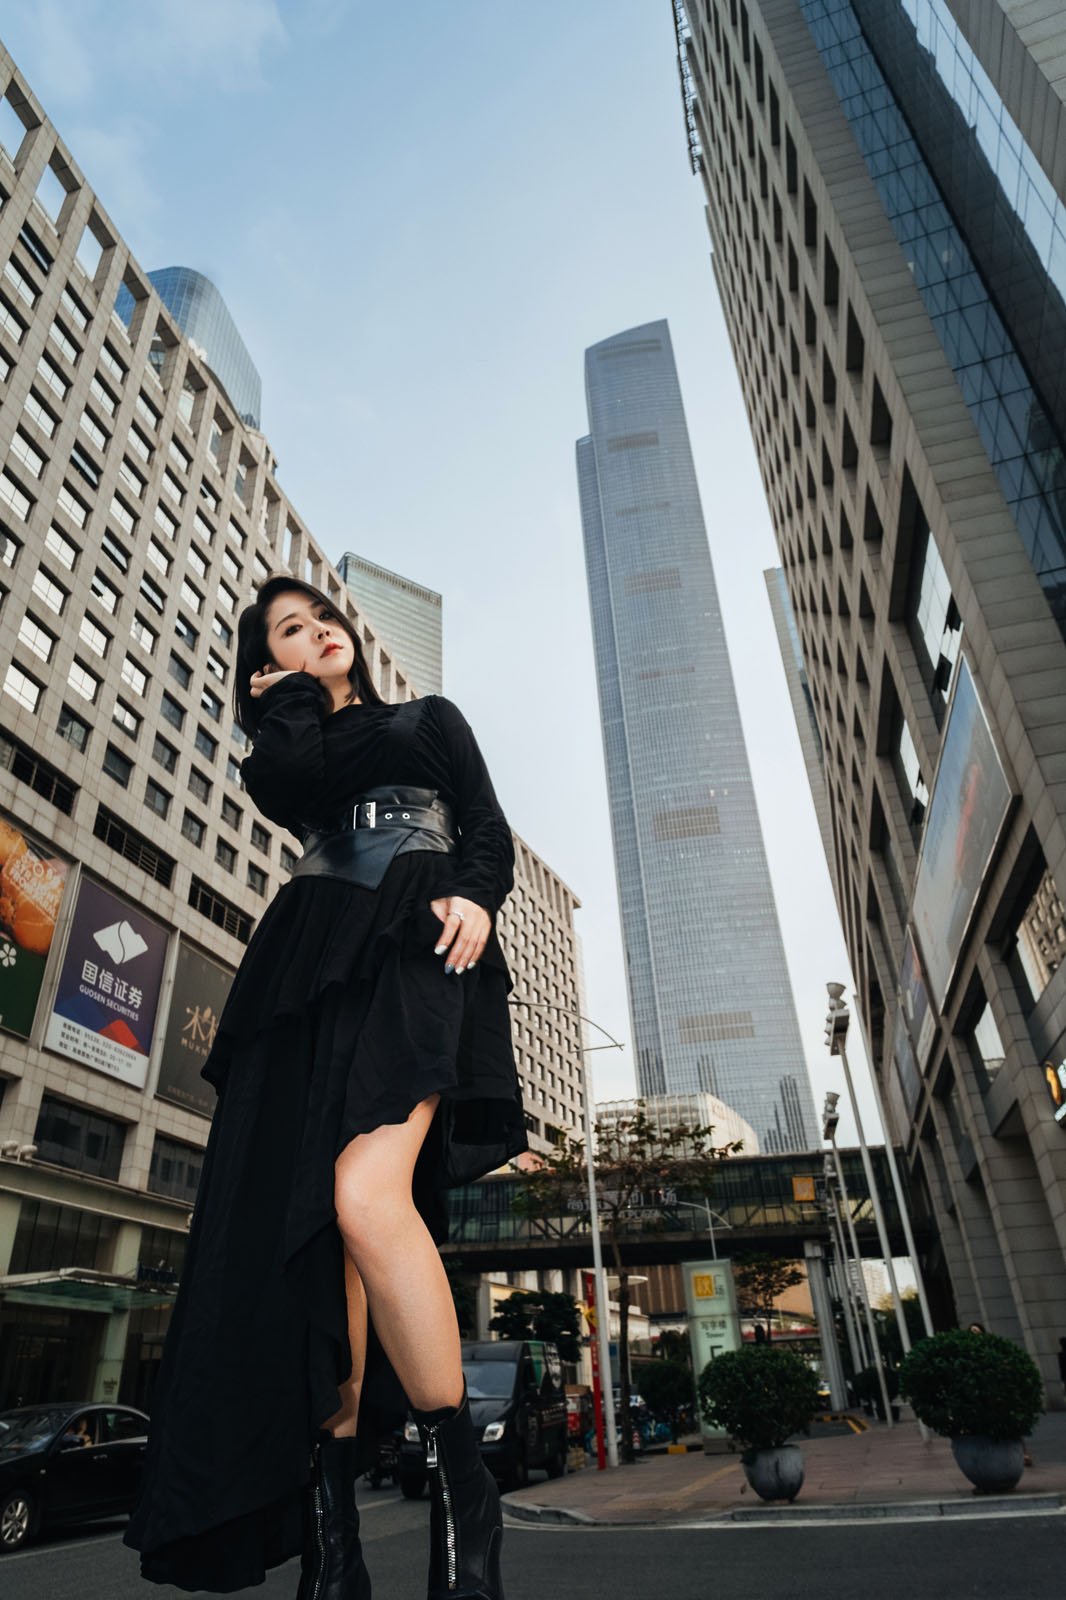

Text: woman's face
xmin=263 ymin=590 xmax=355 ymax=684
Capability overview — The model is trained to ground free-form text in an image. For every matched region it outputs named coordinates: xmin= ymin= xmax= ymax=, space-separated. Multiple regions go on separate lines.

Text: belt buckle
xmin=362 ymin=800 xmax=376 ymax=829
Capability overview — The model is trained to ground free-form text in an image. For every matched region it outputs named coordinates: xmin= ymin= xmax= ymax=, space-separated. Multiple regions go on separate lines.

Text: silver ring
xmin=453 ymin=911 xmax=464 ymax=922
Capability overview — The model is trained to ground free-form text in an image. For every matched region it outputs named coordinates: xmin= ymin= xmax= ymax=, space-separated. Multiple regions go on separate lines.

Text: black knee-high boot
xmin=414 ymin=1388 xmax=504 ymax=1600
xmin=296 ymin=1432 xmax=372 ymax=1600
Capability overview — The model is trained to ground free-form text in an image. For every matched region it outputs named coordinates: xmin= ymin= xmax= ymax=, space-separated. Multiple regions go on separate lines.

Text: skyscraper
xmin=336 ymin=552 xmax=443 ymax=695
xmin=671 ymin=0 xmax=1066 ymax=1393
xmin=577 ymin=319 xmax=819 ymax=1151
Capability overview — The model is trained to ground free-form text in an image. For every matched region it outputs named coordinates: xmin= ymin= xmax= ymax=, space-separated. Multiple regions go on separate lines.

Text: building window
xmin=45 ymin=525 xmax=78 ymax=570
xmin=78 ymin=615 xmax=110 ymax=659
xmin=58 ymin=704 xmax=90 ymax=752
xmin=181 ymin=809 xmax=205 ymax=847
xmin=206 ymin=650 xmax=228 ymax=685
xmin=188 ymin=767 xmax=211 ymax=803
xmin=121 ymin=656 xmax=149 ymax=697
xmin=131 ymin=614 xmax=157 ymax=654
xmin=903 ymin=490 xmax=962 ymax=726
xmin=67 ymin=659 xmax=100 ymax=704
xmin=101 ymin=530 xmax=130 ymax=573
xmin=201 ymin=688 xmax=222 ymax=722
xmin=280 ymin=845 xmax=298 ymax=874
xmin=168 ymin=652 xmax=192 ymax=691
xmin=18 ymin=613 xmax=56 ymax=663
xmin=91 ymin=570 xmax=120 ymax=614
xmin=215 ymin=838 xmax=236 ymax=873
xmin=94 ymin=805 xmax=175 ymax=887
xmin=226 ymin=755 xmax=242 ymax=784
xmin=152 ymin=733 xmax=178 ymax=774
xmin=193 ymin=729 xmax=217 ymax=766
xmin=9 ymin=1199 xmax=117 ymax=1275
xmin=1009 ymin=864 xmax=1066 ymax=1007
xmin=188 ymin=874 xmax=251 ymax=941
xmin=161 ymin=693 xmax=185 ymax=731
xmin=247 ymin=863 xmax=267 ymax=896
xmin=31 ymin=568 xmax=66 ymax=615
xmin=148 ymin=1135 xmax=204 ymax=1205
xmin=180 ymin=578 xmax=203 ymax=615
xmin=112 ymin=697 xmax=141 ymax=738
xmin=250 ymin=822 xmax=270 ymax=854
xmin=145 ymin=778 xmax=171 ymax=819
xmin=103 ymin=743 xmax=133 ymax=787
xmin=139 ymin=574 xmax=166 ymax=614
xmin=34 ymin=1093 xmax=125 ymax=1181
xmin=174 ymin=614 xmax=200 ymax=652
xmin=3 ymin=662 xmax=41 ymax=713
xmin=212 ymin=615 xmax=233 ymax=649
xmin=221 ymin=796 xmax=242 ymax=830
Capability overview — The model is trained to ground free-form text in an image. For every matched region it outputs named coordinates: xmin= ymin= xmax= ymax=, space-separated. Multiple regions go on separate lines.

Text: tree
xmin=654 ymin=1329 xmax=692 ymax=1369
xmin=510 ymin=1103 xmax=742 ymax=1463
xmin=636 ymin=1359 xmax=693 ymax=1442
xmin=488 ymin=1289 xmax=583 ymax=1363
xmin=733 ymin=1254 xmax=805 ymax=1343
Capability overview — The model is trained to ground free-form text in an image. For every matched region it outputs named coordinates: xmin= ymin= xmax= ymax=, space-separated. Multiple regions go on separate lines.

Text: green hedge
xmin=698 ymin=1345 xmax=821 ymax=1453
xmin=899 ymin=1329 xmax=1043 ymax=1440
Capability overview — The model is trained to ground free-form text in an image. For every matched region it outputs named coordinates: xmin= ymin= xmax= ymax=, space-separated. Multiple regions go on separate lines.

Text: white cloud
xmin=66 ymin=120 xmax=160 ymax=253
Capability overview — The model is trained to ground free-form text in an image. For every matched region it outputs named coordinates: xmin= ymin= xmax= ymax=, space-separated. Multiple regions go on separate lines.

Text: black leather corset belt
xmin=289 ymin=785 xmax=457 ymax=891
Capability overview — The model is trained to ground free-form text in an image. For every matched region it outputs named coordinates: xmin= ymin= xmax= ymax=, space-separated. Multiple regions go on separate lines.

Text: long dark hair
xmin=233 ymin=574 xmax=385 ymax=737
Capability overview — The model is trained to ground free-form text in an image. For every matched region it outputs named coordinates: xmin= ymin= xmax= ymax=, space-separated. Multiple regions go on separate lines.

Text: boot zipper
xmin=425 ymin=1425 xmax=458 ymax=1590
xmin=309 ymin=1445 xmax=327 ymax=1600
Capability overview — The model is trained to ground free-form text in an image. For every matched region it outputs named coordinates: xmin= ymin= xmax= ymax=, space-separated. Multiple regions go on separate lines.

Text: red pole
xmin=583 ymin=1270 xmax=606 ymax=1471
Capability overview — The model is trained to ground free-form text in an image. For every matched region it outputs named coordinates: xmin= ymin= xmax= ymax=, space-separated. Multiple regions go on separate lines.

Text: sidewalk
xmin=502 ymin=1412 xmax=1066 ymax=1526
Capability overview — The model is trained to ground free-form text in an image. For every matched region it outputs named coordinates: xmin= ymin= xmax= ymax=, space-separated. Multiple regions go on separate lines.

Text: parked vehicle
xmin=0 ymin=1402 xmax=149 ymax=1551
xmin=365 ymin=1429 xmax=401 ymax=1490
xmin=401 ymin=1340 xmax=567 ymax=1496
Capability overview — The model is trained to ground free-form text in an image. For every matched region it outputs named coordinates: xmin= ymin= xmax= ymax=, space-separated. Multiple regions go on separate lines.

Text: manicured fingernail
xmin=434 ymin=944 xmax=447 ymax=955
xmin=467 ymin=960 xmax=477 ymax=969
xmin=444 ymin=962 xmax=454 ymax=975
xmin=455 ymin=965 xmax=465 ymax=975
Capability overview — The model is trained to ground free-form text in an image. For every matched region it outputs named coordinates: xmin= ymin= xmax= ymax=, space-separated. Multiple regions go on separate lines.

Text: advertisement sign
xmin=45 ymin=879 xmax=168 ymax=1088
xmin=156 ymin=942 xmax=232 ymax=1118
xmin=0 ymin=814 xmax=69 ymax=1038
xmin=899 ymin=929 xmax=936 ymax=1071
xmin=682 ymin=1258 xmax=742 ymax=1450
xmin=912 ymin=658 xmax=1012 ymax=1008
xmin=1043 ymin=1031 xmax=1066 ymax=1126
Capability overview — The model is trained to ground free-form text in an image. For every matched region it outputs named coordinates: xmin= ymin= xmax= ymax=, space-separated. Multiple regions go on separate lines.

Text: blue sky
xmin=3 ymin=0 xmax=878 ymax=1138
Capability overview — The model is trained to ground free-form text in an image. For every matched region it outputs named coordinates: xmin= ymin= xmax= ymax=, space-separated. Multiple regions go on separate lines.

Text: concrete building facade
xmin=0 ymin=42 xmax=581 ymax=1407
xmin=577 ymin=318 xmax=819 ymax=1152
xmin=673 ymin=0 xmax=1066 ymax=1395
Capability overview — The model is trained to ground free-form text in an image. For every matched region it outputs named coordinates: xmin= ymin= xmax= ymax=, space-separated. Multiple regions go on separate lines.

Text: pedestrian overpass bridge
xmin=440 ymin=1146 xmax=924 ymax=1271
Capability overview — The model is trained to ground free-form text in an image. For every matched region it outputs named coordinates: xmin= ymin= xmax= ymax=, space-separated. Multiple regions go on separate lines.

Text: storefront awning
xmin=0 ymin=1267 xmax=178 ymax=1313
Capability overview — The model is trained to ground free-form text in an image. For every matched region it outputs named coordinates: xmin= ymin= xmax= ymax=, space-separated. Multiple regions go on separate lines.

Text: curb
xmin=502 ymin=1490 xmax=1066 ymax=1529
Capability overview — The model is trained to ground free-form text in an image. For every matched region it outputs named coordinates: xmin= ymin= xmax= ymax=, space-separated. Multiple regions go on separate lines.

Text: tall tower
xmin=671 ymin=0 xmax=1066 ymax=1390
xmin=577 ymin=319 xmax=818 ymax=1151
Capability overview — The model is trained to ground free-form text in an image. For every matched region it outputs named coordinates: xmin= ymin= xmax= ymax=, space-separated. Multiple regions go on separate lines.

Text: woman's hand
xmin=249 ymin=659 xmax=309 ymax=699
xmin=429 ymin=895 xmax=489 ymax=974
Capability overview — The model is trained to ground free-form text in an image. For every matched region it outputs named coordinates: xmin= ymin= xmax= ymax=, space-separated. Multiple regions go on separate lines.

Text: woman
xmin=125 ymin=576 xmax=527 ymax=1598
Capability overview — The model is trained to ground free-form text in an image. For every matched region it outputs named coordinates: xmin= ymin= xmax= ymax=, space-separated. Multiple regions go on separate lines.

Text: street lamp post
xmin=821 ymin=1145 xmax=865 ymax=1374
xmin=508 ymin=998 xmax=621 ymax=1469
xmin=821 ymin=1089 xmax=894 ymax=1426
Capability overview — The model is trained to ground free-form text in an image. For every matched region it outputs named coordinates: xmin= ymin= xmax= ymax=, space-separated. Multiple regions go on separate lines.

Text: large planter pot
xmin=741 ymin=1444 xmax=805 ymax=1503
xmin=950 ymin=1436 xmax=1026 ymax=1494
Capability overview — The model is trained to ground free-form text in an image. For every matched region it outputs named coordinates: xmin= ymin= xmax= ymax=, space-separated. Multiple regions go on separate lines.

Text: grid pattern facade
xmin=336 ymin=551 xmax=443 ymax=697
xmin=498 ymin=837 xmax=585 ymax=1154
xmin=596 ymin=1092 xmax=758 ymax=1156
xmin=577 ymin=319 xmax=819 ymax=1152
xmin=0 ymin=44 xmax=577 ymax=1405
xmin=674 ymin=0 xmax=1066 ymax=1394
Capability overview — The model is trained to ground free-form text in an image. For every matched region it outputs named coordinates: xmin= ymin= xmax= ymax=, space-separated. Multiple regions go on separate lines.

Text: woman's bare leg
xmin=319 ymin=1250 xmax=368 ymax=1437
xmin=333 ymin=1094 xmax=463 ymax=1413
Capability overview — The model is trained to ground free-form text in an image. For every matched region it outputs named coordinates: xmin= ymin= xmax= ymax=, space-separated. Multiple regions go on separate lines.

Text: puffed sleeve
xmin=430 ymin=696 xmax=514 ymax=915
xmin=239 ymin=672 xmax=326 ymax=833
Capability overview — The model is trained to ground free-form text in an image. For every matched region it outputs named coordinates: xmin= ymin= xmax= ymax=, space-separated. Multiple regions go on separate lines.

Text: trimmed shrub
xmin=698 ymin=1345 xmax=821 ymax=1454
xmin=899 ymin=1329 xmax=1043 ymax=1440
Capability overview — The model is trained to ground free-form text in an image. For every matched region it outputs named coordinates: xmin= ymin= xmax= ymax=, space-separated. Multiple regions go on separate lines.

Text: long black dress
xmin=124 ymin=674 xmax=528 ymax=1592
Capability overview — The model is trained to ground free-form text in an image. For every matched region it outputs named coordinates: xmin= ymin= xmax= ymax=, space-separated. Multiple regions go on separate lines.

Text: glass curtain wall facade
xmin=337 ymin=552 xmax=443 ymax=696
xmin=145 ymin=268 xmax=261 ymax=428
xmin=673 ymin=0 xmax=1066 ymax=1393
xmin=577 ymin=320 xmax=819 ymax=1151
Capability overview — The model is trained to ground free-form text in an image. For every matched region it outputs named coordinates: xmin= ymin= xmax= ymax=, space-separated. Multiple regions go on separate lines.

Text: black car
xmin=401 ymin=1340 xmax=567 ymax=1496
xmin=0 ymin=1402 xmax=149 ymax=1551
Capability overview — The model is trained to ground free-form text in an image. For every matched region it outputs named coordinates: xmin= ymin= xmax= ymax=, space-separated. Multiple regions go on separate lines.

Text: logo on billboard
xmin=0 ymin=816 xmax=70 ymax=1039
xmin=93 ymin=919 xmax=149 ymax=965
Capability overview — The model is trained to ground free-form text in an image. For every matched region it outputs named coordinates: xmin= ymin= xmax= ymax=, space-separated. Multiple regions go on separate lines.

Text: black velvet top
xmin=239 ymin=671 xmax=515 ymax=916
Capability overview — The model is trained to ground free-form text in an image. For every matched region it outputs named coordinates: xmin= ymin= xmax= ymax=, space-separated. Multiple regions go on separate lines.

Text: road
xmin=2 ymin=1485 xmax=1064 ymax=1599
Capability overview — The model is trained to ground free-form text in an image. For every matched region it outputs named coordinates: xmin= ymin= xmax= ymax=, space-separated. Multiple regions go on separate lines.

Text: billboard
xmin=898 ymin=928 xmax=936 ymax=1072
xmin=45 ymin=878 xmax=169 ymax=1088
xmin=0 ymin=815 xmax=70 ymax=1039
xmin=912 ymin=658 xmax=1012 ymax=1008
xmin=155 ymin=942 xmax=232 ymax=1118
